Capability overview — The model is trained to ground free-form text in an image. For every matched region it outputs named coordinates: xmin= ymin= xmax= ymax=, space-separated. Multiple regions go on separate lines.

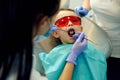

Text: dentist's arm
xmin=82 ymin=0 xmax=91 ymax=10
xmin=59 ymin=32 xmax=87 ymax=80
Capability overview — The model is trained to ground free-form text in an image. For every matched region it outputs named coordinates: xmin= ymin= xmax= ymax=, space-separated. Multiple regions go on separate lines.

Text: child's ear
xmin=51 ymin=31 xmax=60 ymax=38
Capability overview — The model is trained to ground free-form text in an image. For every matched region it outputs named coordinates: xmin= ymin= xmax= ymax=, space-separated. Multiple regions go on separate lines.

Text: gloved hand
xmin=66 ymin=32 xmax=87 ymax=65
xmin=74 ymin=6 xmax=89 ymax=17
xmin=50 ymin=24 xmax=58 ymax=32
xmin=73 ymin=32 xmax=81 ymax=40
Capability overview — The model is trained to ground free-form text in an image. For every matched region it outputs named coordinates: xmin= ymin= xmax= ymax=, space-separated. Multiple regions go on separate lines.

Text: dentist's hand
xmin=50 ymin=24 xmax=58 ymax=32
xmin=66 ymin=32 xmax=88 ymax=65
xmin=74 ymin=6 xmax=89 ymax=17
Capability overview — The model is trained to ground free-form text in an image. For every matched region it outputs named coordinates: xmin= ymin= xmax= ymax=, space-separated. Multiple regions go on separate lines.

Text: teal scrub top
xmin=39 ymin=42 xmax=107 ymax=80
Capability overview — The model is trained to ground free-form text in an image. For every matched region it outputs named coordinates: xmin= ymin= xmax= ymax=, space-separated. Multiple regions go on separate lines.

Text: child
xmin=39 ymin=8 xmax=107 ymax=80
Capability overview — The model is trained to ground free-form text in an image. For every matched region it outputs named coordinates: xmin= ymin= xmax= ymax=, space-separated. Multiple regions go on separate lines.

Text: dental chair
xmin=82 ymin=17 xmax=112 ymax=58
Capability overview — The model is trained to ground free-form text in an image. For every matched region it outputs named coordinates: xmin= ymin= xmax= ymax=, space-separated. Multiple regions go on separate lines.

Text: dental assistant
xmin=74 ymin=0 xmax=120 ymax=80
xmin=0 ymin=0 xmax=60 ymax=80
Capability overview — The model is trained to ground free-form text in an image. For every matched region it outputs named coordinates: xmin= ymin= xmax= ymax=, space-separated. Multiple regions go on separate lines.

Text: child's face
xmin=52 ymin=10 xmax=83 ymax=44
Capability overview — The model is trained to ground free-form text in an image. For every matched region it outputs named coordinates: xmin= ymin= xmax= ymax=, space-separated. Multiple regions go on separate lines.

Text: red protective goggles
xmin=55 ymin=16 xmax=81 ymax=28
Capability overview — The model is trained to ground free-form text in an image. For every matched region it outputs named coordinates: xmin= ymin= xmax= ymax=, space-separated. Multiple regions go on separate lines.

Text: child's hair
xmin=56 ymin=8 xmax=76 ymax=14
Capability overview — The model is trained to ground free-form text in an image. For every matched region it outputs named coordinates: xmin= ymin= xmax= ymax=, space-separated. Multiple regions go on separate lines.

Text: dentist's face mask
xmin=43 ymin=18 xmax=52 ymax=37
xmin=44 ymin=28 xmax=51 ymax=37
xmin=55 ymin=16 xmax=81 ymax=28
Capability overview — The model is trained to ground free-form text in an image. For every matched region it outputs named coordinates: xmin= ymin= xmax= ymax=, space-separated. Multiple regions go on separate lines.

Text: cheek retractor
xmin=67 ymin=28 xmax=75 ymax=37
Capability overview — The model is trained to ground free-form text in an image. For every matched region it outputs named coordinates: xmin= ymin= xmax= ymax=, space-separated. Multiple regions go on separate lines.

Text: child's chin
xmin=69 ymin=40 xmax=75 ymax=43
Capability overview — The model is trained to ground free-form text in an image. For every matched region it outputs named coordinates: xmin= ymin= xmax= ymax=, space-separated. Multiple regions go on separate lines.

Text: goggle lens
xmin=55 ymin=16 xmax=81 ymax=28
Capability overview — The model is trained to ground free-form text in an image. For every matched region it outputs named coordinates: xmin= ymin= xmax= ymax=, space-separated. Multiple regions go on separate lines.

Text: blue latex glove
xmin=73 ymin=32 xmax=81 ymax=40
xmin=50 ymin=24 xmax=58 ymax=32
xmin=73 ymin=32 xmax=87 ymax=40
xmin=66 ymin=32 xmax=87 ymax=65
xmin=74 ymin=6 xmax=89 ymax=17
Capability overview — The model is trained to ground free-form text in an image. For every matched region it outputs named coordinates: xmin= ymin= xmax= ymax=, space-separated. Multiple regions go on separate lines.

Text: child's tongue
xmin=67 ymin=28 xmax=75 ymax=37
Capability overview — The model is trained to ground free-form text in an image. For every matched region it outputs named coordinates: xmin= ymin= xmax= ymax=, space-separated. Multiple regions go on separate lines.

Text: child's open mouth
xmin=67 ymin=28 xmax=75 ymax=37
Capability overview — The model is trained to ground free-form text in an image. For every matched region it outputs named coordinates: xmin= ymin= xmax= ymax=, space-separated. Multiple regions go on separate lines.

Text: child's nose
xmin=68 ymin=21 xmax=73 ymax=27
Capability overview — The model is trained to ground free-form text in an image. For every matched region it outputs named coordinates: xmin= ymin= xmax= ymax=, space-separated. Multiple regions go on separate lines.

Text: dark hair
xmin=0 ymin=0 xmax=60 ymax=80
